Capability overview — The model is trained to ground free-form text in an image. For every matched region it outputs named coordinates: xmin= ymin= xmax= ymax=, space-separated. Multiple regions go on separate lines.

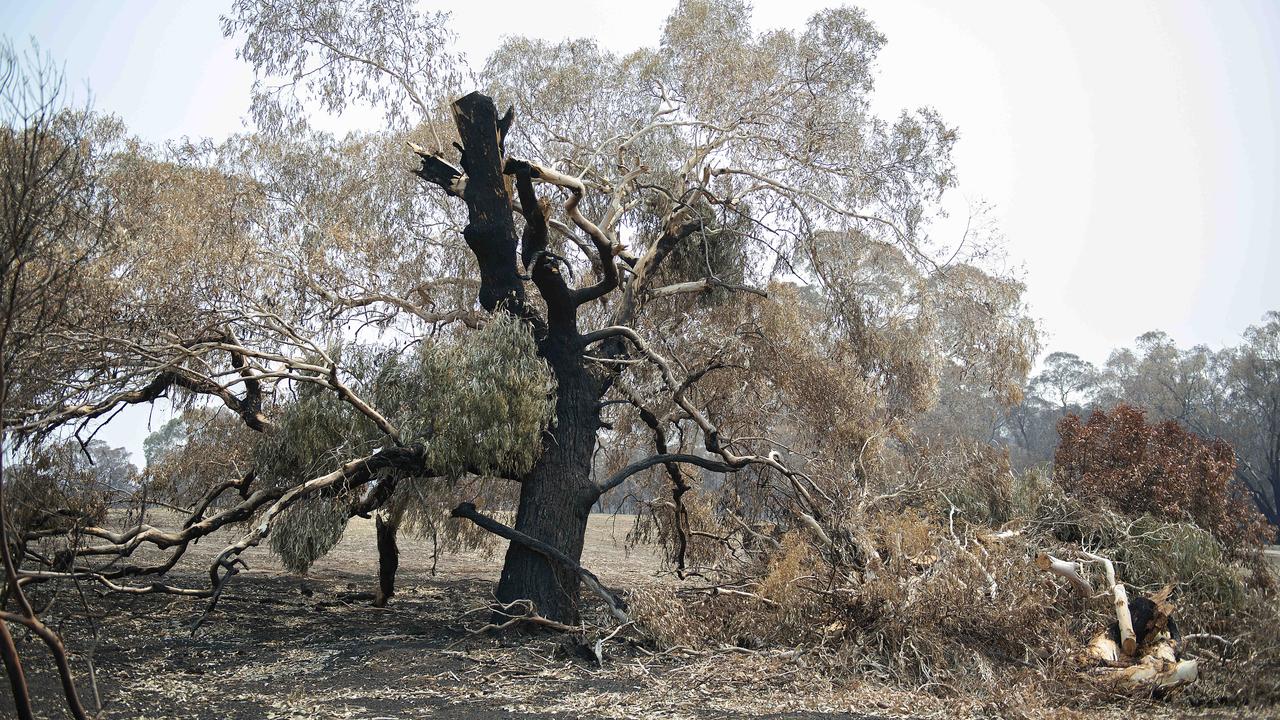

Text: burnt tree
xmin=410 ymin=92 xmax=791 ymax=623
xmin=410 ymin=93 xmax=696 ymax=622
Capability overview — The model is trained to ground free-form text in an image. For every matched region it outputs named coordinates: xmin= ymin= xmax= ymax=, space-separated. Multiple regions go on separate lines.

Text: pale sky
xmin=3 ymin=0 xmax=1278 ymax=462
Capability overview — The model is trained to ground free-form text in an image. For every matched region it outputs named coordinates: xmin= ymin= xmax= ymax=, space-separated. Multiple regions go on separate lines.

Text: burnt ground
xmin=4 ymin=514 xmax=1264 ymax=719
xmin=5 ymin=514 xmax=913 ymax=720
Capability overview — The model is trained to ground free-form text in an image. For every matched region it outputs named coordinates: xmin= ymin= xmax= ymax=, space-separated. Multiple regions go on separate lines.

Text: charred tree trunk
xmin=438 ymin=92 xmax=604 ymax=625
xmin=495 ymin=336 xmax=602 ymax=625
xmin=373 ymin=514 xmax=399 ymax=608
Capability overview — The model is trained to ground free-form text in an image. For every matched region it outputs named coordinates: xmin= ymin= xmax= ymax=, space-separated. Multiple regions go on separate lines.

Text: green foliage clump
xmin=270 ymin=494 xmax=351 ymax=574
xmin=256 ymin=312 xmax=555 ymax=487
xmin=1113 ymin=515 xmax=1248 ymax=622
xmin=258 ymin=312 xmax=555 ymax=570
xmin=253 ymin=364 xmax=381 ymax=491
xmin=399 ymin=311 xmax=557 ymax=477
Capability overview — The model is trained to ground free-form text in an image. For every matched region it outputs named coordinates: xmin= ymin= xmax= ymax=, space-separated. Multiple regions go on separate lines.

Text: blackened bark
xmin=373 ymin=515 xmax=399 ymax=608
xmin=452 ymin=502 xmax=627 ymax=621
xmin=414 ymin=92 xmax=719 ymax=624
xmin=423 ymin=92 xmax=603 ymax=625
xmin=451 ymin=93 xmax=530 ymax=319
xmin=495 ymin=334 xmax=602 ymax=624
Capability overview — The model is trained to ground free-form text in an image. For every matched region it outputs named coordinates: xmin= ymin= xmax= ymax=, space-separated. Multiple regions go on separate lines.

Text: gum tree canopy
xmin=4 ymin=0 xmax=1035 ymax=628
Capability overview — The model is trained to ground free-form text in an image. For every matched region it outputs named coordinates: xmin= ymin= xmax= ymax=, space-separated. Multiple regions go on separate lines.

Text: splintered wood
xmin=1036 ymin=549 xmax=1200 ymax=692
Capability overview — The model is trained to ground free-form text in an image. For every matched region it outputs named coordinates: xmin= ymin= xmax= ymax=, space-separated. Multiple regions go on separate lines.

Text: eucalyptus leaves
xmin=263 ymin=313 xmax=555 ymax=572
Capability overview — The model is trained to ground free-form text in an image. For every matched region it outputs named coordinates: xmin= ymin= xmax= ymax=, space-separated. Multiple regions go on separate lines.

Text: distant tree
xmin=1001 ymin=393 xmax=1060 ymax=469
xmin=142 ymin=416 xmax=186 ymax=467
xmin=1220 ymin=312 xmax=1280 ymax=529
xmin=1098 ymin=332 xmax=1215 ymax=429
xmin=5 ymin=438 xmax=137 ymax=534
xmin=1032 ymin=351 xmax=1098 ymax=414
xmin=79 ymin=440 xmax=138 ymax=494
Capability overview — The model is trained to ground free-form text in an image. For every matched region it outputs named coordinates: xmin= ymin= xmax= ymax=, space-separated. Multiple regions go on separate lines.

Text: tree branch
xmin=597 ymin=453 xmax=734 ymax=495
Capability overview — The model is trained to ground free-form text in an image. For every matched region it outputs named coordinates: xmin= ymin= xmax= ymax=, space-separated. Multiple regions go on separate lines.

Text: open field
xmin=4 ymin=513 xmax=1263 ymax=720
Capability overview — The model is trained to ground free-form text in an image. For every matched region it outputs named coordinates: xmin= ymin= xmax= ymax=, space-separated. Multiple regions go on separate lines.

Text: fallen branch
xmin=795 ymin=512 xmax=833 ymax=548
xmin=1082 ymin=551 xmax=1136 ymax=656
xmin=1035 ymin=552 xmax=1093 ymax=597
xmin=452 ymin=599 xmax=581 ymax=643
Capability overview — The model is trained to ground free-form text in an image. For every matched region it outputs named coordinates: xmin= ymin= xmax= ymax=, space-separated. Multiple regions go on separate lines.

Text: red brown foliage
xmin=1055 ymin=404 xmax=1269 ymax=550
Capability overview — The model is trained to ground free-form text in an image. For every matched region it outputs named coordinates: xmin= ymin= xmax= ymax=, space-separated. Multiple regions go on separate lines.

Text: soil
xmin=4 ymin=514 xmax=901 ymax=720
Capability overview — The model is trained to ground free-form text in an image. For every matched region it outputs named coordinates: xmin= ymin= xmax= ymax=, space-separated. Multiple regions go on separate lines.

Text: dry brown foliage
xmin=626 ymin=418 xmax=1279 ymax=711
xmin=1056 ymin=404 xmax=1270 ymax=551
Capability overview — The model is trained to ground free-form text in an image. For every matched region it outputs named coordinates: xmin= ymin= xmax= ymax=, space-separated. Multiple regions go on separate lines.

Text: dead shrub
xmin=4 ymin=440 xmax=110 ymax=537
xmin=631 ymin=498 xmax=1078 ymax=693
xmin=913 ymin=441 xmax=1016 ymax=526
xmin=1181 ymin=589 xmax=1280 ymax=706
xmin=1055 ymin=404 xmax=1270 ymax=551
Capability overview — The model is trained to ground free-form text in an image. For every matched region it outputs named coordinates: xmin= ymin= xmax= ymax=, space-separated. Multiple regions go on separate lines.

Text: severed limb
xmin=190 ymin=555 xmax=247 ymax=634
xmin=1034 ymin=552 xmax=1093 ymax=597
xmin=1109 ymin=656 xmax=1198 ymax=689
xmin=453 ymin=599 xmax=580 ymax=641
xmin=1081 ymin=550 xmax=1136 ymax=656
xmin=1041 ymin=551 xmax=1200 ymax=691
xmin=450 ymin=502 xmax=629 ymax=624
xmin=407 ymin=141 xmax=465 ymax=196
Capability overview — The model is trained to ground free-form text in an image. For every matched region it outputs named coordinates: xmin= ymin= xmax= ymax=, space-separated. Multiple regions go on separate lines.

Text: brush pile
xmin=624 ymin=437 xmax=1278 ymax=710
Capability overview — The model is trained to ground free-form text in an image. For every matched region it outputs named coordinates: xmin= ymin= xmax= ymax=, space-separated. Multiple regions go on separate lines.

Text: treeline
xmin=924 ymin=311 xmax=1279 ymax=533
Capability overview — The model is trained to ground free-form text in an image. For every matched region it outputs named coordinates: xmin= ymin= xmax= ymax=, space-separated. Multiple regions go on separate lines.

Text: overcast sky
xmin=3 ymin=0 xmax=1278 ymax=462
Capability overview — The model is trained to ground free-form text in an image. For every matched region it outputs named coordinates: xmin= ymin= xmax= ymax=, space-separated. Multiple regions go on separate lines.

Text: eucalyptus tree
xmin=1033 ymin=351 xmax=1098 ymax=414
xmin=5 ymin=0 xmax=1037 ymax=631
xmin=1220 ymin=313 xmax=1280 ymax=529
xmin=1098 ymin=332 xmax=1217 ymax=429
xmin=218 ymin=0 xmax=1037 ymax=620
